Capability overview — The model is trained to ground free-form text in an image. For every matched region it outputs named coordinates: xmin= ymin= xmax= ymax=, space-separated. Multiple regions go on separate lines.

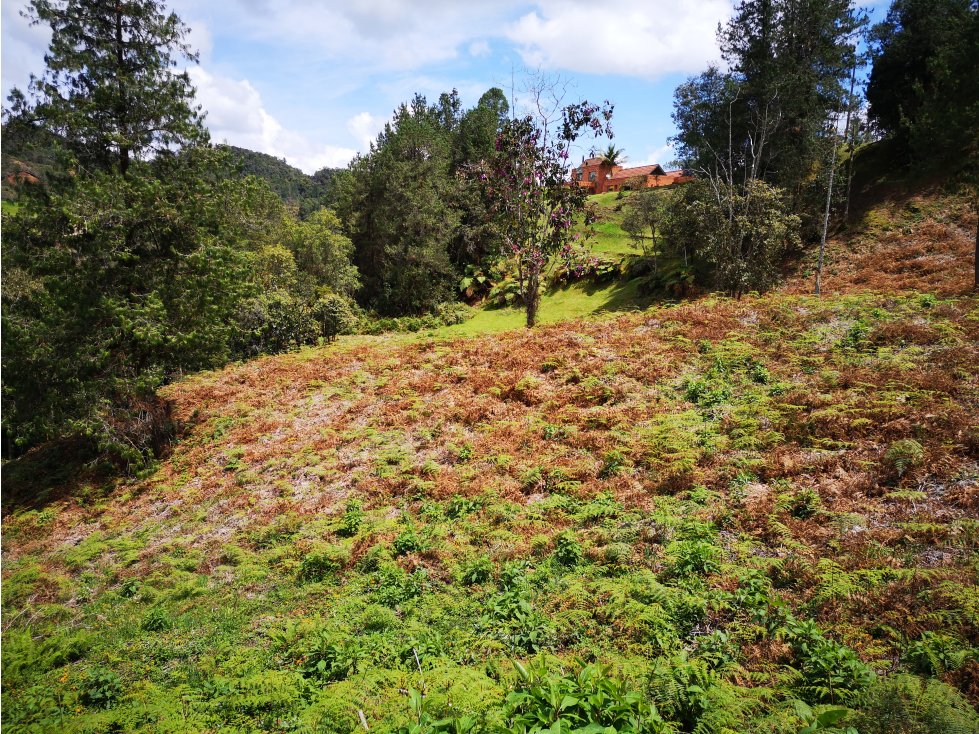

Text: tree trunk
xmin=525 ymin=271 xmax=540 ymax=328
xmin=816 ymin=112 xmax=841 ymax=296
xmin=841 ymin=61 xmax=858 ymax=228
xmin=115 ymin=7 xmax=129 ymax=177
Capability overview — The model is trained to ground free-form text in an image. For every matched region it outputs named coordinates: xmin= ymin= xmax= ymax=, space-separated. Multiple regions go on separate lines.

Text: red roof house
xmin=570 ymin=156 xmax=692 ymax=194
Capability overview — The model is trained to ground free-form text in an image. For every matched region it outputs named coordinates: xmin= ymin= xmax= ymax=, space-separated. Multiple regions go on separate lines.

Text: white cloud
xmin=1 ymin=2 xmax=50 ymax=94
xmin=347 ymin=112 xmax=385 ymax=152
xmin=508 ymin=0 xmax=731 ymax=79
xmin=202 ymin=0 xmax=523 ymax=73
xmin=469 ymin=40 xmax=491 ymax=58
xmin=190 ymin=66 xmax=355 ymax=173
xmin=630 ymin=142 xmax=678 ymax=168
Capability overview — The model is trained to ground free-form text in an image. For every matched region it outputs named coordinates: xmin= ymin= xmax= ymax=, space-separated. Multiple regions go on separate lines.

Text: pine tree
xmin=674 ymin=0 xmax=866 ymax=238
xmin=6 ymin=0 xmax=206 ymax=176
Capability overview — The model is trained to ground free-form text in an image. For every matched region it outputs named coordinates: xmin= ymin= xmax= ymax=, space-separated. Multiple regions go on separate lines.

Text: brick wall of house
xmin=570 ymin=156 xmax=691 ymax=194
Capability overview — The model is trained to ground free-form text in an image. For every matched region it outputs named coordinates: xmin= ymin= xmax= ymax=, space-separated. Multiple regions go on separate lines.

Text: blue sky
xmin=2 ymin=1 xmax=887 ymax=174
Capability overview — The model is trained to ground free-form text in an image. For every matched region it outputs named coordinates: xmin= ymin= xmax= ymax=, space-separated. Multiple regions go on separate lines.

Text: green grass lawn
xmin=587 ymin=191 xmax=631 ymax=208
xmin=585 ymin=220 xmax=636 ymax=256
xmin=579 ymin=191 xmax=644 ymax=256
xmin=434 ymin=277 xmax=650 ymax=337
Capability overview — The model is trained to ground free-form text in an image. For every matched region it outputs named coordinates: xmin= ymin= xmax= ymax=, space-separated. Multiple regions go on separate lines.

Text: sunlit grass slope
xmin=2 ymin=189 xmax=978 ymax=733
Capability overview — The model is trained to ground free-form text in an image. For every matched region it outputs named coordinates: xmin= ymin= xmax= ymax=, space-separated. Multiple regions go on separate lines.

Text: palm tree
xmin=600 ymin=144 xmax=625 ymax=169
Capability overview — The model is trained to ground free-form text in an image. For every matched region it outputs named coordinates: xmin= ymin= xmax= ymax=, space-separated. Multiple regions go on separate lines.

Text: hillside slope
xmin=3 ymin=195 xmax=979 ymax=732
xmin=786 ymin=189 xmax=977 ymax=297
xmin=218 ymin=145 xmax=341 ymax=216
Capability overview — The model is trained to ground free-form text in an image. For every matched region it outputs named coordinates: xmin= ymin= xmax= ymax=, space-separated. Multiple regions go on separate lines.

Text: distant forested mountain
xmin=219 ymin=144 xmax=344 ymax=217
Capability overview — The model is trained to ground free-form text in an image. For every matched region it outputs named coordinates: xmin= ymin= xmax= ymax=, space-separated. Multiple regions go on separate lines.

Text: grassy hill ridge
xmin=2 ymin=191 xmax=978 ymax=732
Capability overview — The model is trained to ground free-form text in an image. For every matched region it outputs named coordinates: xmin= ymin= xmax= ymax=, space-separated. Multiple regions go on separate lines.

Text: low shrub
xmin=313 ymin=292 xmax=357 ymax=342
xmin=648 ymin=653 xmax=743 ymax=733
xmin=788 ymin=487 xmax=822 ymax=520
xmin=554 ymin=531 xmax=583 ymax=567
xmin=358 ymin=604 xmax=399 ymax=633
xmin=852 ymin=674 xmax=979 ymax=734
xmin=141 ymin=605 xmax=173 ymax=632
xmin=459 ymin=555 xmax=493 ymax=585
xmin=392 ymin=525 xmax=429 ymax=556
xmin=300 ymin=631 xmax=360 ymax=682
xmin=79 ymin=667 xmax=123 ymax=708
xmin=782 ymin=618 xmax=875 ymax=705
xmin=902 ymin=632 xmax=970 ymax=676
xmin=603 ymin=541 xmax=634 ymax=567
xmin=665 ymin=540 xmax=720 ymax=578
xmin=298 ymin=546 xmax=349 ymax=582
xmin=478 ymin=589 xmax=554 ymax=654
xmin=337 ymin=500 xmax=364 ymax=537
xmin=358 ymin=302 xmax=475 ymax=335
xmin=232 ymin=289 xmax=317 ymax=357
xmin=446 ymin=493 xmax=481 ymax=518
xmin=368 ymin=565 xmax=429 ymax=606
xmin=506 ymin=660 xmax=668 ymax=733
xmin=884 ymin=439 xmax=925 ymax=480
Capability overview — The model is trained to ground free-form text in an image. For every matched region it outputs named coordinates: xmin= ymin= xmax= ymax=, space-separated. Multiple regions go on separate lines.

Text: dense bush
xmin=232 ymin=290 xmax=318 ymax=357
xmin=503 ymin=661 xmax=668 ymax=733
xmin=299 ymin=630 xmax=360 ymax=682
xmin=79 ymin=668 xmax=123 ymax=709
xmin=313 ymin=293 xmax=357 ymax=342
xmin=298 ymin=546 xmax=349 ymax=583
xmin=357 ymin=301 xmax=474 ymax=335
xmin=781 ymin=618 xmax=875 ymax=705
xmin=853 ymin=674 xmax=979 ymax=734
xmin=661 ymin=179 xmax=801 ymax=298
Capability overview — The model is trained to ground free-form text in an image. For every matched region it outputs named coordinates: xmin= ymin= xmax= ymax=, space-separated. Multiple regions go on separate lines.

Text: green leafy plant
xmin=298 ymin=546 xmax=349 ymax=582
xmin=648 ymin=653 xmax=743 ymax=733
xmin=781 ymin=618 xmax=875 ymax=705
xmin=459 ymin=555 xmax=494 ymax=585
xmin=393 ymin=524 xmax=430 ymax=556
xmin=852 ymin=674 xmax=979 ymax=734
xmin=141 ymin=605 xmax=173 ymax=632
xmin=300 ymin=631 xmax=360 ymax=682
xmin=338 ymin=500 xmax=365 ymax=537
xmin=665 ymin=540 xmax=720 ymax=578
xmin=902 ymin=632 xmax=970 ymax=676
xmin=79 ymin=667 xmax=123 ymax=709
xmin=884 ymin=439 xmax=925 ymax=480
xmin=394 ymin=687 xmax=479 ymax=734
xmin=553 ymin=531 xmax=583 ymax=567
xmin=789 ymin=487 xmax=822 ymax=520
xmin=792 ymin=701 xmax=855 ymax=734
xmin=505 ymin=660 xmax=668 ymax=733
xmin=479 ymin=589 xmax=554 ymax=654
xmin=599 ymin=449 xmax=628 ymax=478
xmin=446 ymin=494 xmax=481 ymax=518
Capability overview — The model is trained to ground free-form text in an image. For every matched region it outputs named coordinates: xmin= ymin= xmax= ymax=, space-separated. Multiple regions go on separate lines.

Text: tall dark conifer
xmin=6 ymin=0 xmax=206 ymax=176
xmin=673 ymin=0 xmax=865 ymax=238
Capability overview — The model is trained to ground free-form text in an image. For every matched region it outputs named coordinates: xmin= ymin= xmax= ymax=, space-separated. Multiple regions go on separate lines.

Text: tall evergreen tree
xmin=6 ymin=0 xmax=206 ymax=176
xmin=673 ymin=0 xmax=865 ymax=237
xmin=866 ymin=0 xmax=979 ymax=164
xmin=451 ymin=88 xmax=509 ymax=267
xmin=0 ymin=1 xmax=296 ymax=466
xmin=336 ymin=94 xmax=461 ymax=315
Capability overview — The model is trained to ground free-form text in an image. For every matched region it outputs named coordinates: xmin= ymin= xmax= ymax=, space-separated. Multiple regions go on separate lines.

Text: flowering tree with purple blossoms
xmin=479 ymin=100 xmax=613 ymax=328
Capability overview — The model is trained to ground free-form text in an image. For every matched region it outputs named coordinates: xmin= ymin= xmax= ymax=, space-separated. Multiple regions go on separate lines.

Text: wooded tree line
xmin=1 ymin=0 xmax=976 ymax=466
xmin=630 ymin=0 xmax=978 ymax=300
xmin=334 ymin=88 xmax=510 ymax=316
xmin=0 ymin=0 xmax=365 ymax=465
